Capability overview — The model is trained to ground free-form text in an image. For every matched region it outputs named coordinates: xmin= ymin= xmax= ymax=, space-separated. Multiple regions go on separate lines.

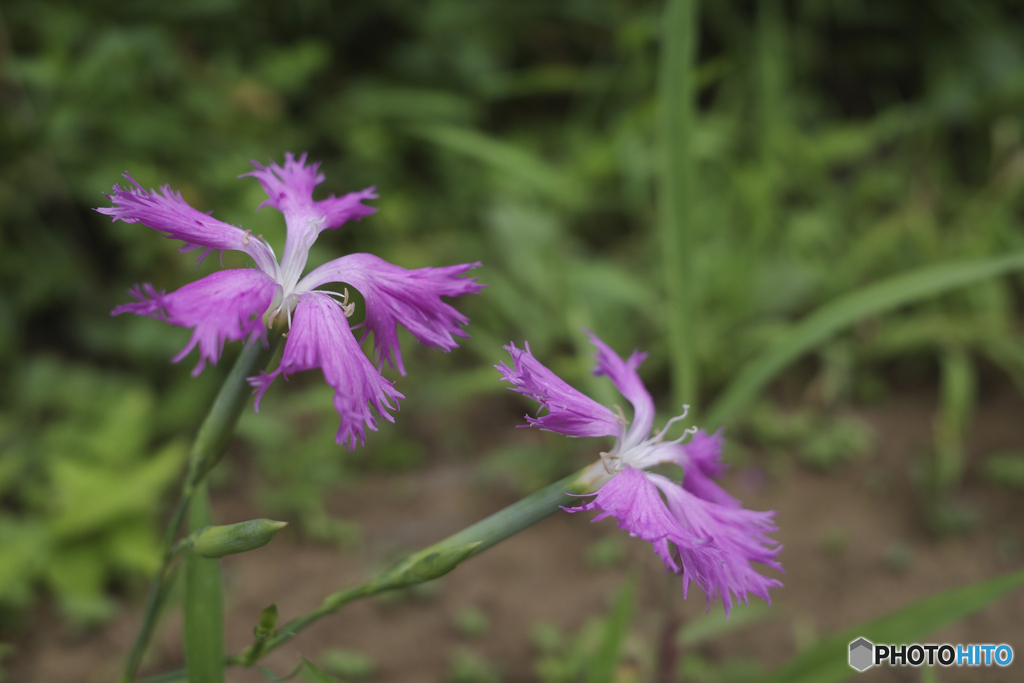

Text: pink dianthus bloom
xmin=496 ymin=332 xmax=782 ymax=615
xmin=99 ymin=153 xmax=483 ymax=449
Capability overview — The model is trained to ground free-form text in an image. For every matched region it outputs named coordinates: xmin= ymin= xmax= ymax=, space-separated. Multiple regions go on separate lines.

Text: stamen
xmin=612 ymin=404 xmax=630 ymax=426
xmin=666 ymin=425 xmax=699 ymax=446
xmin=320 ymin=289 xmax=352 ymax=303
xmin=262 ymin=292 xmax=297 ymax=331
xmin=243 ymin=229 xmax=252 ymax=245
xmin=653 ymin=404 xmax=690 ymax=442
xmin=318 ymin=289 xmax=358 ymax=318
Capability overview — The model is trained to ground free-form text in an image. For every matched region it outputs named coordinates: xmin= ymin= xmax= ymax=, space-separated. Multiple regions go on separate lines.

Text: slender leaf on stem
xmin=706 ymin=252 xmax=1024 ymax=426
xmin=257 ymin=662 xmax=304 ymax=682
xmin=658 ymin=0 xmax=700 ymax=410
xmin=142 ymin=464 xmax=611 ymax=680
xmin=234 ymin=463 xmax=609 ymax=664
xmin=139 ymin=670 xmax=187 ymax=683
xmin=587 ymin=573 xmax=638 ymax=683
xmin=300 ymin=658 xmax=342 ymax=683
xmin=184 ymin=482 xmax=225 ymax=683
xmin=763 ymin=569 xmax=1024 ymax=683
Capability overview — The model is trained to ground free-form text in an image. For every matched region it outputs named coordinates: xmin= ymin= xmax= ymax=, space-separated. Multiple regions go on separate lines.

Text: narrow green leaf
xmin=763 ymin=569 xmax=1024 ymax=683
xmin=587 ymin=574 xmax=638 ymax=683
xmin=410 ymin=124 xmax=584 ymax=206
xmin=184 ymin=482 xmax=225 ymax=683
xmin=707 ymin=253 xmax=1024 ymax=426
xmin=678 ymin=602 xmax=774 ymax=646
xmin=981 ymin=452 xmax=1024 ymax=488
xmin=657 ymin=0 xmax=700 ymax=410
xmin=256 ymin=662 xmax=304 ymax=682
xmin=300 ymin=658 xmax=341 ymax=683
xmin=935 ymin=347 xmax=974 ymax=489
xmin=138 ymin=669 xmax=187 ymax=683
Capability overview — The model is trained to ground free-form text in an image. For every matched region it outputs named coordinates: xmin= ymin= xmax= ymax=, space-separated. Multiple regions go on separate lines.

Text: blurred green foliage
xmin=3 ymin=0 xmax=1024 ymax=636
xmin=455 ymin=605 xmax=491 ymax=639
xmin=448 ymin=647 xmax=502 ymax=683
xmin=0 ymin=357 xmax=186 ymax=625
xmin=533 ymin=576 xmax=638 ymax=683
xmin=318 ymin=647 xmax=376 ymax=679
xmin=747 ymin=402 xmax=874 ymax=471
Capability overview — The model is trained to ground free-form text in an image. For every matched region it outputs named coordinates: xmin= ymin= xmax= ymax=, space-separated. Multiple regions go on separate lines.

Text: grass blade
xmin=587 ymin=573 xmax=638 ymax=683
xmin=184 ymin=482 xmax=225 ymax=683
xmin=658 ymin=0 xmax=699 ymax=410
xmin=300 ymin=658 xmax=341 ymax=683
xmin=706 ymin=252 xmax=1024 ymax=426
xmin=410 ymin=124 xmax=583 ymax=206
xmin=935 ymin=347 xmax=975 ymax=490
xmin=763 ymin=568 xmax=1024 ymax=683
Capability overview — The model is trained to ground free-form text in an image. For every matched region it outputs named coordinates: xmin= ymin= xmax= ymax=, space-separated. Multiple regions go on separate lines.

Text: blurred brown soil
xmin=8 ymin=387 xmax=1024 ymax=683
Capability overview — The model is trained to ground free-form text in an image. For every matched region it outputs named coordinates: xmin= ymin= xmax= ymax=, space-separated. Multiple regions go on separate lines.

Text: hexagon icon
xmin=849 ymin=637 xmax=874 ymax=672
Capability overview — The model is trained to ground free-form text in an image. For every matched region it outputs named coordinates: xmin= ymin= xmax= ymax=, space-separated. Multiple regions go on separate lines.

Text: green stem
xmin=657 ymin=0 xmax=700 ymax=411
xmin=230 ymin=461 xmax=610 ymax=666
xmin=142 ymin=463 xmax=612 ymax=682
xmin=119 ymin=336 xmax=280 ymax=683
xmin=184 ymin=482 xmax=225 ymax=683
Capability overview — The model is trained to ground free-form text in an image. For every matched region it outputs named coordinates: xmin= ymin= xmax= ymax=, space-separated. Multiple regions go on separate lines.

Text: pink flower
xmin=100 ymin=153 xmax=483 ymax=448
xmin=498 ymin=332 xmax=782 ymax=614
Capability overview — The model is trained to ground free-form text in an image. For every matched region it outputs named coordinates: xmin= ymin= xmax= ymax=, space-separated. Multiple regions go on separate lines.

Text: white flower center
xmin=612 ymin=404 xmax=698 ymax=471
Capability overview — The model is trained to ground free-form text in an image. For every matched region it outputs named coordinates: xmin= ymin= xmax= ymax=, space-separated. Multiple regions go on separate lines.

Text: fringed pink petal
xmin=495 ymin=341 xmax=622 ymax=439
xmin=563 ymin=467 xmax=709 ymax=573
xmin=648 ymin=473 xmax=783 ymax=617
xmin=113 ymin=269 xmax=279 ymax=376
xmin=244 ymin=153 xmax=376 ymax=266
xmin=249 ymin=292 xmax=403 ymax=450
xmin=318 ymin=187 xmax=378 ymax=231
xmin=585 ymin=330 xmax=656 ymax=445
xmin=95 ymin=174 xmax=276 ymax=271
xmin=244 ymin=152 xmax=325 ymax=215
xmin=665 ymin=429 xmax=741 ymax=508
xmin=243 ymin=152 xmax=377 ymax=232
xmin=298 ymin=253 xmax=484 ymax=375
